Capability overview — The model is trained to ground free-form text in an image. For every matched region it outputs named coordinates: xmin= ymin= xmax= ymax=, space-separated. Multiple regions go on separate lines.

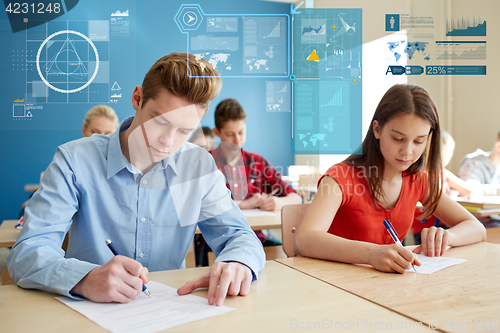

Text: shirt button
xmin=142 ymin=180 xmax=147 ymax=185
xmin=233 ymin=167 xmax=236 ymax=171
xmin=234 ymin=183 xmax=239 ymax=188
xmin=251 ymin=179 xmax=255 ymax=183
xmin=139 ymin=253 xmax=144 ymax=258
xmin=140 ymin=217 xmax=146 ymax=222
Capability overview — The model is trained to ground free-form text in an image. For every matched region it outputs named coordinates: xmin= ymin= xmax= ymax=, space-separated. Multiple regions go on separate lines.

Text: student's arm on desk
xmin=7 ymin=147 xmax=149 ymax=303
xmin=235 ymin=193 xmax=264 ymax=210
xmin=294 ymin=176 xmax=420 ymax=274
xmin=7 ymin=148 xmax=98 ymax=298
xmin=177 ymin=171 xmax=265 ymax=306
xmin=259 ymin=192 xmax=302 ymax=211
xmin=236 ymin=192 xmax=302 ymax=211
xmin=415 ymin=193 xmax=486 ymax=257
xmin=443 ymin=168 xmax=473 ymax=197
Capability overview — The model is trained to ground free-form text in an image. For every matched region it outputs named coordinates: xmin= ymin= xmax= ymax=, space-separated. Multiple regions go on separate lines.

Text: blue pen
xmin=383 ymin=220 xmax=417 ymax=272
xmin=106 ymin=239 xmax=151 ymax=297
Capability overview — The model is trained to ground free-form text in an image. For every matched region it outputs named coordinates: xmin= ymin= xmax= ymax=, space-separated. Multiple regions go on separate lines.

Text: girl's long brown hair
xmin=344 ymin=84 xmax=442 ymax=218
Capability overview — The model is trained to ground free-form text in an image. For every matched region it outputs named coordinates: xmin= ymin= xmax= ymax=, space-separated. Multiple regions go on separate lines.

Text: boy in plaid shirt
xmin=211 ymin=98 xmax=302 ymax=244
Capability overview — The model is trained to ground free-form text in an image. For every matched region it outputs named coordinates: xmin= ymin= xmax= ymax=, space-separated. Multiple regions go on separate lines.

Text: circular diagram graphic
xmin=36 ymin=30 xmax=100 ymax=94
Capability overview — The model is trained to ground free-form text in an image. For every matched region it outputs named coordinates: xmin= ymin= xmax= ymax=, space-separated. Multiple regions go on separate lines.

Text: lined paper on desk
xmin=407 ymin=254 xmax=466 ymax=274
xmin=56 ymin=281 xmax=234 ymax=333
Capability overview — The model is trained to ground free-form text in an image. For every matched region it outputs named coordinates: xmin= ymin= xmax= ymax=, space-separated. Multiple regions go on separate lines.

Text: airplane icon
xmin=331 ymin=14 xmax=356 ymax=39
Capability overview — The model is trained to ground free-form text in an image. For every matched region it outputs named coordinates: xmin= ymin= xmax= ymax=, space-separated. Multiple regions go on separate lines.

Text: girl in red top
xmin=294 ymin=84 xmax=486 ymax=273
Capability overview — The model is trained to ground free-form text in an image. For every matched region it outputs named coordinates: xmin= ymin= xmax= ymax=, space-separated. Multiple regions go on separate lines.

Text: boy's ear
xmin=212 ymin=127 xmax=221 ymax=138
xmin=81 ymin=125 xmax=86 ymax=136
xmin=131 ymin=85 xmax=143 ymax=111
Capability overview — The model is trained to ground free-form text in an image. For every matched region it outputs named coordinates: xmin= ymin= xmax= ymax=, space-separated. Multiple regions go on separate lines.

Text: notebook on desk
xmin=456 ymin=196 xmax=500 ymax=209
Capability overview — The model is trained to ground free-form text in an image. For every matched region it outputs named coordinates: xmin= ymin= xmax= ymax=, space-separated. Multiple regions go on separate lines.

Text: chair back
xmin=281 ymin=203 xmax=310 ymax=257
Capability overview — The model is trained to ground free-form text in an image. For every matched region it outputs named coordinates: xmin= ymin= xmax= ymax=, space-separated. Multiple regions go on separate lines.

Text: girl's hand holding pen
xmin=369 ymin=243 xmax=422 ymax=274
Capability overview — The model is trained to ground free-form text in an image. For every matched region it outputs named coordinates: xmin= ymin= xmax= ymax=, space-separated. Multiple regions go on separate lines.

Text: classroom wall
xmin=0 ymin=0 xmax=293 ymax=222
xmin=407 ymin=0 xmax=500 ymax=174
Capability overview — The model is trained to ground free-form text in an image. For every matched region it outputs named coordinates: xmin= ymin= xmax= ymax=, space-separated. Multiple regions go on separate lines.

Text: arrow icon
xmin=187 ymin=14 xmax=195 ymax=23
xmin=290 ymin=1 xmax=304 ymax=15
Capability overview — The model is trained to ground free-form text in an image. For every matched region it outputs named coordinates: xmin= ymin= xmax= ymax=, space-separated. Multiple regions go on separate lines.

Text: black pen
xmin=105 ymin=239 xmax=151 ymax=297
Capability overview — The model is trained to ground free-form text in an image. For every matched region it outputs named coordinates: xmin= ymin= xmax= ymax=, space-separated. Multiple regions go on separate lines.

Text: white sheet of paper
xmin=56 ymin=281 xmax=234 ymax=333
xmin=241 ymin=209 xmax=276 ymax=217
xmin=407 ymin=254 xmax=466 ymax=274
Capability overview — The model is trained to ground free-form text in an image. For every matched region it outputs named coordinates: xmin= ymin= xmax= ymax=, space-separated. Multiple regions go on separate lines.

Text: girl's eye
xmin=154 ymin=119 xmax=167 ymax=126
xmin=415 ymin=141 xmax=424 ymax=145
xmin=393 ymin=137 xmax=403 ymax=141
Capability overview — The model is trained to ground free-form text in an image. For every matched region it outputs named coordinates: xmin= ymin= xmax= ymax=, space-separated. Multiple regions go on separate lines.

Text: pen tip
xmin=105 ymin=239 xmax=111 ymax=245
xmin=144 ymin=289 xmax=151 ymax=297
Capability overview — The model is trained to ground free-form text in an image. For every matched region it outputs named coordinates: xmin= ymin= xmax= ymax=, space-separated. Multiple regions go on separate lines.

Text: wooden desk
xmin=486 ymin=227 xmax=500 ymax=244
xmin=24 ymin=183 xmax=40 ymax=192
xmin=277 ymin=242 xmax=500 ymax=333
xmin=0 ymin=261 xmax=434 ymax=332
xmin=0 ymin=220 xmax=20 ymax=248
xmin=195 ymin=210 xmax=282 ymax=234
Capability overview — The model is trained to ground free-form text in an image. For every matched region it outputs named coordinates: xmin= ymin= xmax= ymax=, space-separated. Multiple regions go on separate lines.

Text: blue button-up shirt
xmin=7 ymin=117 xmax=265 ymax=298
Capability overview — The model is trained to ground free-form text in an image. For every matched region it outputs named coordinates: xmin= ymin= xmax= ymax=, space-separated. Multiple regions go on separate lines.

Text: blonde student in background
xmin=294 ymin=84 xmax=486 ymax=273
xmin=81 ymin=105 xmax=119 ymax=137
xmin=411 ymin=129 xmax=475 ymax=245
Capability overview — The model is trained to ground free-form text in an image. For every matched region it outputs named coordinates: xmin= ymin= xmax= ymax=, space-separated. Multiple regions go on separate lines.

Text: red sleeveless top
xmin=321 ymin=163 xmax=428 ymax=244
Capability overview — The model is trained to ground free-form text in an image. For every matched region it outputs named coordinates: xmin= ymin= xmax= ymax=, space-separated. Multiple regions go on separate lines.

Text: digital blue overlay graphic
xmin=292 ymin=8 xmax=362 ymax=154
xmin=175 ymin=4 xmax=290 ymax=78
xmin=385 ymin=14 xmax=399 ymax=32
xmin=446 ymin=17 xmax=486 ymax=37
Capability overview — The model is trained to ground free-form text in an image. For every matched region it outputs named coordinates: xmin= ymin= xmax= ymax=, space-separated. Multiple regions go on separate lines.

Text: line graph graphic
xmin=436 ymin=41 xmax=486 ymax=60
xmin=302 ymin=24 xmax=325 ymax=36
xmin=300 ymin=18 xmax=326 ymax=44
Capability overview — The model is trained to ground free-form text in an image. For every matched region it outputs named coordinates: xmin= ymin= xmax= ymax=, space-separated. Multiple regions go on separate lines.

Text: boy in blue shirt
xmin=8 ymin=53 xmax=265 ymax=306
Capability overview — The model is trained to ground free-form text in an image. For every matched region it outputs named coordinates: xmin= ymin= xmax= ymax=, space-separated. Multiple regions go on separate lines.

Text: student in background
xmin=189 ymin=126 xmax=216 ymax=266
xmin=412 ymin=130 xmax=475 ymax=244
xmin=8 ymin=53 xmax=265 ymax=305
xmin=294 ymin=84 xmax=485 ymax=273
xmin=81 ymin=105 xmax=119 ymax=137
xmin=189 ymin=126 xmax=215 ymax=151
xmin=459 ymin=131 xmax=500 ymax=195
xmin=440 ymin=130 xmax=474 ymax=197
xmin=211 ymin=98 xmax=302 ymax=245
